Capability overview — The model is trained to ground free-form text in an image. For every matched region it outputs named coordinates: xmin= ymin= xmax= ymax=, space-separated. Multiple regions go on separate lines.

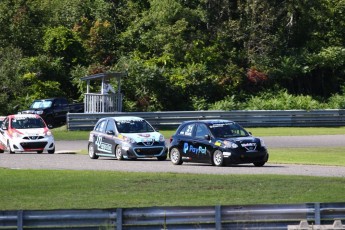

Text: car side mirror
xmin=106 ymin=130 xmax=115 ymax=135
xmin=204 ymin=134 xmax=211 ymax=140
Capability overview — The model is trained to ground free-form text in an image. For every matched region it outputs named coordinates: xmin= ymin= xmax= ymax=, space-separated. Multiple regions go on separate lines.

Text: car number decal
xmin=95 ymin=136 xmax=112 ymax=153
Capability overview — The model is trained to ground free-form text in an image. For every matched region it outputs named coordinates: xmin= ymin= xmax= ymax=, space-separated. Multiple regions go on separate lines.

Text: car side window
xmin=95 ymin=120 xmax=107 ymax=133
xmin=179 ymin=124 xmax=195 ymax=136
xmin=105 ymin=120 xmax=115 ymax=133
xmin=195 ymin=124 xmax=210 ymax=139
xmin=2 ymin=118 xmax=9 ymax=129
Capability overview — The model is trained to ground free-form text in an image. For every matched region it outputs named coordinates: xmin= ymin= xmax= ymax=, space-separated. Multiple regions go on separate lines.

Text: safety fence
xmin=1 ymin=203 xmax=344 ymax=229
xmin=67 ymin=109 xmax=345 ymax=130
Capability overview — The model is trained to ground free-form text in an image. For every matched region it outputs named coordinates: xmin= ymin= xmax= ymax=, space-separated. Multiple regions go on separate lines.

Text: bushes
xmin=209 ymin=90 xmax=345 ymax=111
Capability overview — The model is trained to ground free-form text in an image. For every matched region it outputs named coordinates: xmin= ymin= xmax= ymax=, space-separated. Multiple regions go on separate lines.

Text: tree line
xmin=1 ymin=0 xmax=345 ymax=114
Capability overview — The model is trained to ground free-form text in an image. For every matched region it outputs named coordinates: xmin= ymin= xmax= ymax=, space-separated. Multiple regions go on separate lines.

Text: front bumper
xmin=121 ymin=142 xmax=167 ymax=159
xmin=8 ymin=136 xmax=55 ymax=152
xmin=223 ymin=148 xmax=269 ymax=164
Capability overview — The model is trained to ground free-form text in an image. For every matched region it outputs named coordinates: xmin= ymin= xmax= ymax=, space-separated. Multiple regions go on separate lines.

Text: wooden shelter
xmin=81 ymin=72 xmax=126 ymax=113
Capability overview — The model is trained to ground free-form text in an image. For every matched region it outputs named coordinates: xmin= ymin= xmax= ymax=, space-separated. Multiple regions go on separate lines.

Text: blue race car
xmin=169 ymin=120 xmax=269 ymax=167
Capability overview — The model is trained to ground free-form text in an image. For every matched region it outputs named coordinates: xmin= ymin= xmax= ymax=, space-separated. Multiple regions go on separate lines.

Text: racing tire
xmin=88 ymin=143 xmax=98 ymax=159
xmin=0 ymin=149 xmax=4 ymax=153
xmin=115 ymin=145 xmax=124 ymax=160
xmin=253 ymin=161 xmax=266 ymax=167
xmin=212 ymin=150 xmax=224 ymax=167
xmin=37 ymin=150 xmax=43 ymax=154
xmin=7 ymin=141 xmax=14 ymax=154
xmin=48 ymin=148 xmax=55 ymax=154
xmin=157 ymin=155 xmax=167 ymax=161
xmin=170 ymin=148 xmax=183 ymax=165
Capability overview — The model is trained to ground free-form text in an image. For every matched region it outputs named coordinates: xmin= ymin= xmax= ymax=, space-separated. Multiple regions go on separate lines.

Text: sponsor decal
xmin=138 ymin=133 xmax=151 ymax=138
xmin=183 ymin=142 xmax=207 ymax=155
xmin=241 ymin=142 xmax=257 ymax=151
xmin=215 ymin=141 xmax=222 ymax=146
xmin=95 ymin=136 xmax=112 ymax=153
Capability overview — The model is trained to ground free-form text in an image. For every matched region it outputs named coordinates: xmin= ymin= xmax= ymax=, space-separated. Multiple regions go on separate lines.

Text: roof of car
xmin=102 ymin=116 xmax=145 ymax=121
xmin=8 ymin=114 xmax=40 ymax=119
xmin=182 ymin=119 xmax=234 ymax=125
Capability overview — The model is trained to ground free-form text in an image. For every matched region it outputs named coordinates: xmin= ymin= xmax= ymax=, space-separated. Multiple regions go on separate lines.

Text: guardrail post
xmin=17 ymin=210 xmax=23 ymax=230
xmin=314 ymin=202 xmax=320 ymax=225
xmin=215 ymin=205 xmax=221 ymax=230
xmin=116 ymin=208 xmax=122 ymax=230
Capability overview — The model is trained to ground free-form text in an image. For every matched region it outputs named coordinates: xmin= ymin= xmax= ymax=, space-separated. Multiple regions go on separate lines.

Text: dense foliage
xmin=1 ymin=0 xmax=345 ymax=114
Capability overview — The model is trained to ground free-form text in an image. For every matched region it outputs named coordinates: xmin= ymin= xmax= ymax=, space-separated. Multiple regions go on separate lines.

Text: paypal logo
xmin=183 ymin=142 xmax=207 ymax=155
xmin=183 ymin=143 xmax=189 ymax=153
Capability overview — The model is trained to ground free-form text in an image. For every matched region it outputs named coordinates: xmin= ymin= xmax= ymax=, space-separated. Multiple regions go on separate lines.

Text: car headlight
xmin=123 ymin=136 xmax=135 ymax=144
xmin=36 ymin=110 xmax=44 ymax=115
xmin=260 ymin=138 xmax=266 ymax=147
xmin=13 ymin=132 xmax=23 ymax=138
xmin=223 ymin=140 xmax=238 ymax=149
xmin=45 ymin=130 xmax=53 ymax=136
xmin=159 ymin=134 xmax=165 ymax=142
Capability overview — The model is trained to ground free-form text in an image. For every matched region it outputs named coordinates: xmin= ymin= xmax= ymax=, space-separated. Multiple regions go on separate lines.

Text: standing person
xmin=103 ymin=80 xmax=115 ymax=94
xmin=102 ymin=80 xmax=115 ymax=112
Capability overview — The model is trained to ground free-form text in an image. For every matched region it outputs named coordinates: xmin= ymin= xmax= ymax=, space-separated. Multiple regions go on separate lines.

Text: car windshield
xmin=208 ymin=122 xmax=249 ymax=138
xmin=30 ymin=101 xmax=52 ymax=109
xmin=11 ymin=117 xmax=46 ymax=129
xmin=115 ymin=119 xmax=155 ymax=133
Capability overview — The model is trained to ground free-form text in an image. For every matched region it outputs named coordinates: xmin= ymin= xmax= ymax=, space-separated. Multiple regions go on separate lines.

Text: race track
xmin=0 ymin=135 xmax=345 ymax=177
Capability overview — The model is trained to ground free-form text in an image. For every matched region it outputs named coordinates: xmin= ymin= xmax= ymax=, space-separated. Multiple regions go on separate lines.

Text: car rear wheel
xmin=170 ymin=148 xmax=183 ymax=165
xmin=37 ymin=150 xmax=43 ymax=154
xmin=212 ymin=150 xmax=224 ymax=167
xmin=88 ymin=143 xmax=98 ymax=159
xmin=45 ymin=116 xmax=54 ymax=128
xmin=0 ymin=149 xmax=4 ymax=153
xmin=7 ymin=141 xmax=14 ymax=154
xmin=115 ymin=145 xmax=124 ymax=160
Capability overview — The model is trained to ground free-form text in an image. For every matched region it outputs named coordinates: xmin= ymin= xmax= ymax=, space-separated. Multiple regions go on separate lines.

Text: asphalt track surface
xmin=1 ymin=135 xmax=345 ymax=177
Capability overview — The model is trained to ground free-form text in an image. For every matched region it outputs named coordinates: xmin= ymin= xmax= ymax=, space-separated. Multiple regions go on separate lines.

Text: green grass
xmin=6 ymin=126 xmax=343 ymax=211
xmin=52 ymin=126 xmax=90 ymax=140
xmin=0 ymin=169 xmax=344 ymax=210
xmin=51 ymin=126 xmax=345 ymax=140
xmin=269 ymin=147 xmax=345 ymax=166
xmin=247 ymin=126 xmax=345 ymax=136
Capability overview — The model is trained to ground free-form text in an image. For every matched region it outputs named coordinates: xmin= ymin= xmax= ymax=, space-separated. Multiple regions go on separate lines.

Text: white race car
xmin=88 ymin=116 xmax=167 ymax=160
xmin=0 ymin=114 xmax=55 ymax=154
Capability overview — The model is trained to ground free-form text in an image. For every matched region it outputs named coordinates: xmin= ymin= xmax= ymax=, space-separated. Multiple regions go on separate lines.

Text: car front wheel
xmin=48 ymin=148 xmax=55 ymax=154
xmin=253 ymin=161 xmax=265 ymax=167
xmin=170 ymin=148 xmax=183 ymax=165
xmin=115 ymin=145 xmax=124 ymax=160
xmin=7 ymin=141 xmax=14 ymax=154
xmin=88 ymin=143 xmax=98 ymax=159
xmin=212 ymin=150 xmax=224 ymax=167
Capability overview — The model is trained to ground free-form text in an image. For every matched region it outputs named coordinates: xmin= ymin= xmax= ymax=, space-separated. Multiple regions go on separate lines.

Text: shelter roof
xmin=80 ymin=72 xmax=127 ymax=81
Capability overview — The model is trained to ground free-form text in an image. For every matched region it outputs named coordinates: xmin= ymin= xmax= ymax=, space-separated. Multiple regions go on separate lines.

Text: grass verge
xmin=269 ymin=147 xmax=345 ymax=166
xmin=0 ymin=169 xmax=344 ymax=210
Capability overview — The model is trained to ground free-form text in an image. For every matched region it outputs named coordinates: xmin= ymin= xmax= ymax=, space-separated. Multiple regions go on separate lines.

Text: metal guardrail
xmin=67 ymin=109 xmax=345 ymax=131
xmin=0 ymin=203 xmax=344 ymax=229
